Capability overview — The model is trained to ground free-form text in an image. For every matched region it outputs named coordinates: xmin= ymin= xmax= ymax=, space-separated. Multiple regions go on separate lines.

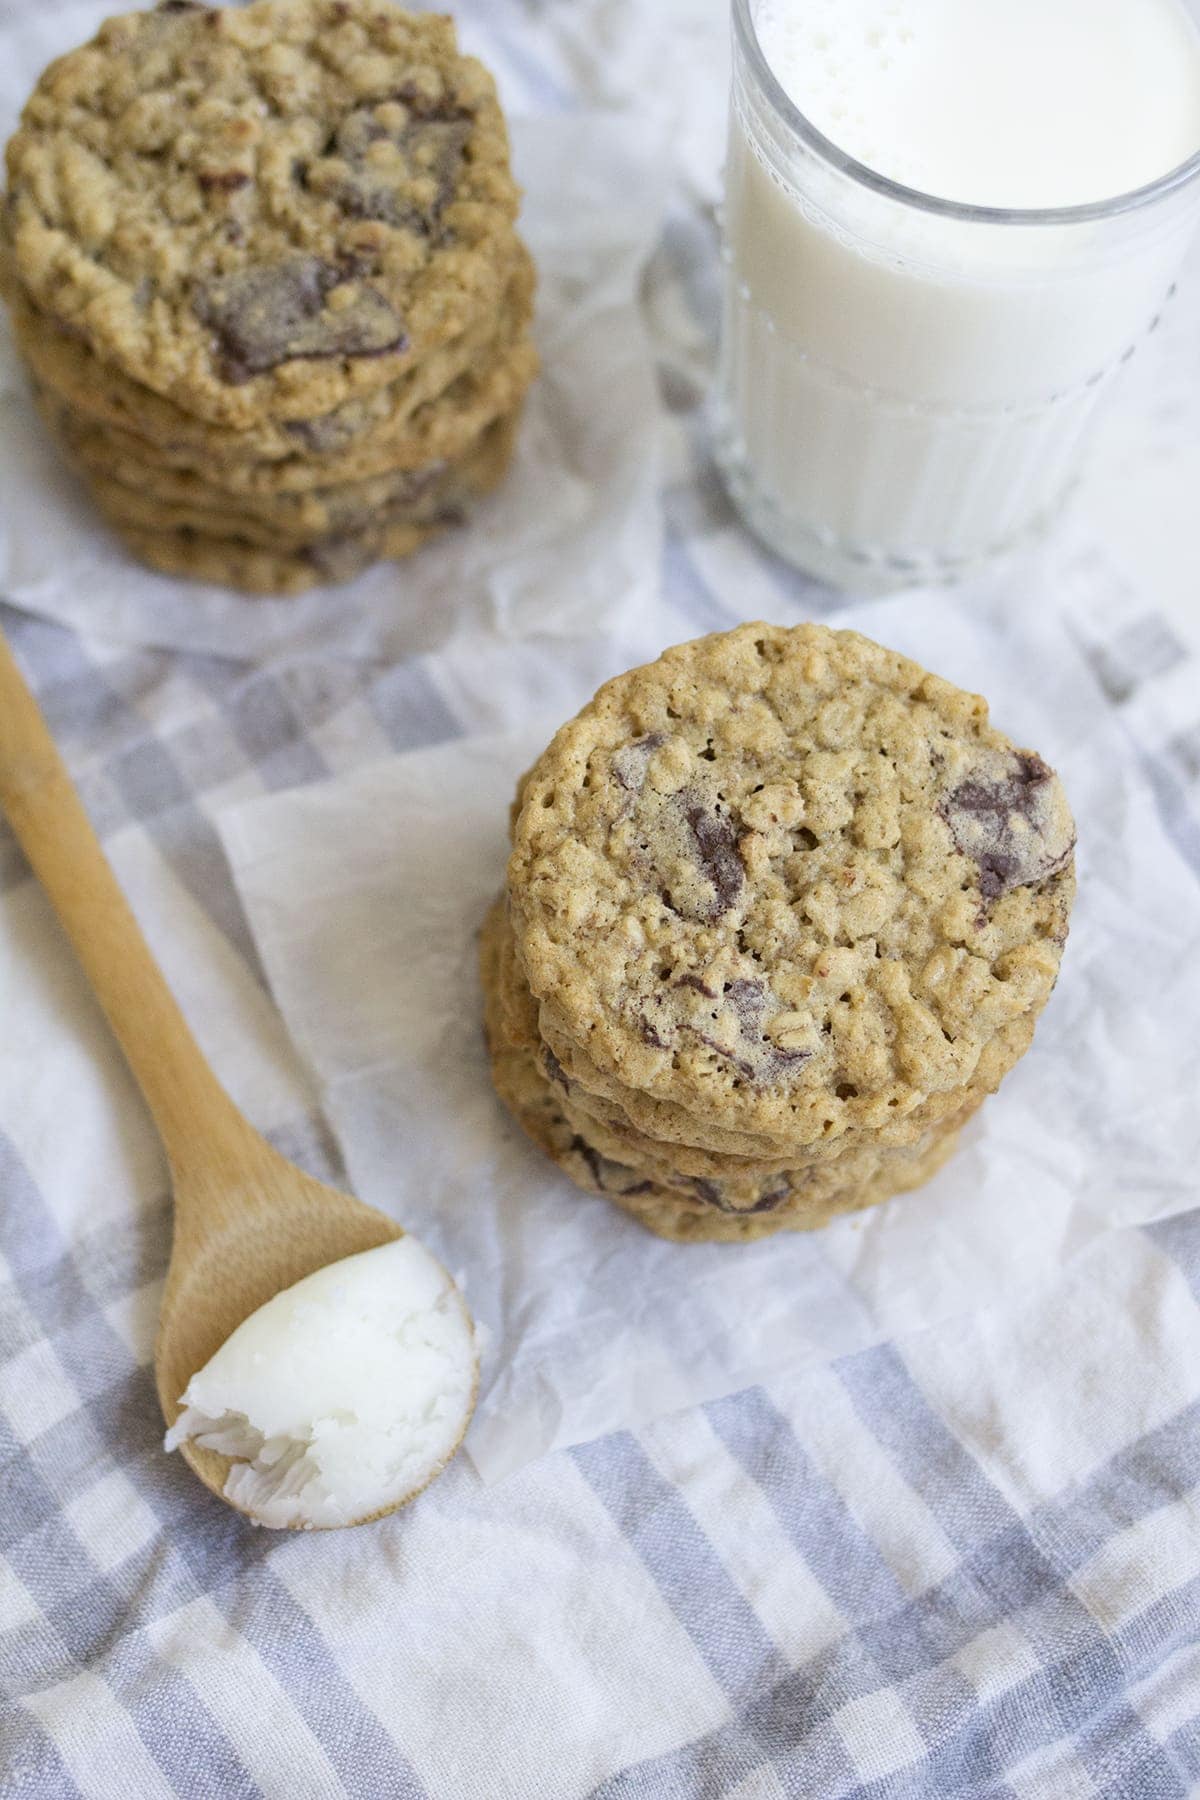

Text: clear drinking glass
xmin=713 ymin=0 xmax=1200 ymax=592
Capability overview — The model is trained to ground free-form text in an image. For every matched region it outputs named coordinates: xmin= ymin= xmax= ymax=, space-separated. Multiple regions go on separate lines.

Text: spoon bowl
xmin=158 ymin=1138 xmax=402 ymax=1517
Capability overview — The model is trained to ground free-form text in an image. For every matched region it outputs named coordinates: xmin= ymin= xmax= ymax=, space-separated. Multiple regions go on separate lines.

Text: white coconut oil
xmin=166 ymin=1238 xmax=477 ymax=1530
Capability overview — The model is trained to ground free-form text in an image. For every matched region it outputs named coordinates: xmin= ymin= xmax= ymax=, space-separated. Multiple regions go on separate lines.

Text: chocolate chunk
xmin=391 ymin=83 xmax=475 ymax=123
xmin=683 ymin=796 xmax=744 ymax=917
xmin=652 ymin=971 xmax=813 ymax=1086
xmin=725 ymin=978 xmax=765 ymax=1019
xmin=693 ymin=1032 xmax=757 ymax=1082
xmin=542 ymin=1048 xmax=570 ymax=1092
xmin=726 ymin=978 xmax=812 ymax=1077
xmin=197 ymin=170 xmax=250 ymax=192
xmin=612 ymin=733 xmax=666 ymax=793
xmin=675 ymin=973 xmax=717 ymax=999
xmin=689 ymin=1176 xmax=790 ymax=1215
xmin=616 ymin=764 xmax=743 ymax=920
xmin=569 ymin=1138 xmax=649 ymax=1197
xmin=571 ymin=1138 xmax=604 ymax=1187
xmin=639 ymin=1015 xmax=668 ymax=1050
xmin=312 ymin=112 xmax=472 ymax=233
xmin=749 ymin=1187 xmax=791 ymax=1213
xmin=194 ymin=257 xmax=407 ymax=383
xmin=940 ymin=750 xmax=1075 ymax=901
xmin=331 ymin=247 xmax=384 ymax=283
xmin=283 ymin=411 xmax=359 ymax=455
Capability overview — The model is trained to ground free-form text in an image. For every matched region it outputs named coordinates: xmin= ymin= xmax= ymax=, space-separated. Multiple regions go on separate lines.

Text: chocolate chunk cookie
xmin=108 ymin=407 xmax=517 ymax=594
xmin=3 ymin=241 xmax=536 ymax=483
xmin=80 ymin=407 xmax=513 ymax=548
xmin=38 ymin=363 xmax=527 ymax=539
xmin=509 ymin=622 xmax=1074 ymax=1143
xmin=487 ymin=622 xmax=1076 ymax=1241
xmin=1 ymin=3 xmax=535 ymax=593
xmin=3 ymin=0 xmax=520 ymax=428
xmin=490 ymin=892 xmax=1019 ymax=1172
xmin=110 ymin=514 xmax=440 ymax=596
xmin=483 ymin=905 xmax=974 ymax=1243
xmin=483 ymin=894 xmax=988 ymax=1227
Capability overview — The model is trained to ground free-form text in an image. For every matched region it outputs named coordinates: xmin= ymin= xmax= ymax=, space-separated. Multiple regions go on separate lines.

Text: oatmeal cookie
xmin=507 ymin=623 xmax=1075 ymax=1154
xmin=484 ymin=1024 xmax=970 ymax=1245
xmin=108 ymin=403 xmax=517 ymax=591
xmin=6 ymin=243 xmax=536 ymax=482
xmin=69 ymin=404 xmax=517 ymax=545
xmin=3 ymin=0 xmax=521 ymax=427
xmin=495 ymin=911 xmax=995 ymax=1178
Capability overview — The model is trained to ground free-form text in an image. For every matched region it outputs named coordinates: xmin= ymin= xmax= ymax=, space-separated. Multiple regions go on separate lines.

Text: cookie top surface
xmin=4 ymin=0 xmax=519 ymax=426
xmin=508 ymin=622 xmax=1076 ymax=1143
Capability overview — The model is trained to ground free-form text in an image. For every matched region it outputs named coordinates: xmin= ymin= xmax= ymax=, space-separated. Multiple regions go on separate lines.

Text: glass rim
xmin=733 ymin=0 xmax=1200 ymax=227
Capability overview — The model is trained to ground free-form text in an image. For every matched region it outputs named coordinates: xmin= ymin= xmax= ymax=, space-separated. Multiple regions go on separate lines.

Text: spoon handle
xmin=0 ymin=628 xmax=247 ymax=1167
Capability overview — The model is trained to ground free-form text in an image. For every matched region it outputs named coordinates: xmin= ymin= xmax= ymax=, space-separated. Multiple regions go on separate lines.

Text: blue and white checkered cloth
xmin=3 ymin=1 xmax=1200 ymax=1795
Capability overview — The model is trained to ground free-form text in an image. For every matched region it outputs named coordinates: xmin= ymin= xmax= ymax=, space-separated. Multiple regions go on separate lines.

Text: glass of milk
xmin=714 ymin=0 xmax=1200 ymax=590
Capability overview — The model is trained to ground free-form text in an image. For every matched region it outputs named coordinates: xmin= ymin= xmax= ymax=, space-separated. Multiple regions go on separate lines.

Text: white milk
xmin=715 ymin=0 xmax=1200 ymax=588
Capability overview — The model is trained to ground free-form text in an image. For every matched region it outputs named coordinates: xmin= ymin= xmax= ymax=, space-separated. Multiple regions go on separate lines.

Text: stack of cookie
xmin=1 ymin=0 xmax=536 ymax=594
xmin=483 ymin=623 xmax=1077 ymax=1243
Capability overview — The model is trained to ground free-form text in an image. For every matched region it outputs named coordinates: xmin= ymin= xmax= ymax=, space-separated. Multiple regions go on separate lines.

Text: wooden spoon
xmin=0 ymin=629 xmax=409 ymax=1522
